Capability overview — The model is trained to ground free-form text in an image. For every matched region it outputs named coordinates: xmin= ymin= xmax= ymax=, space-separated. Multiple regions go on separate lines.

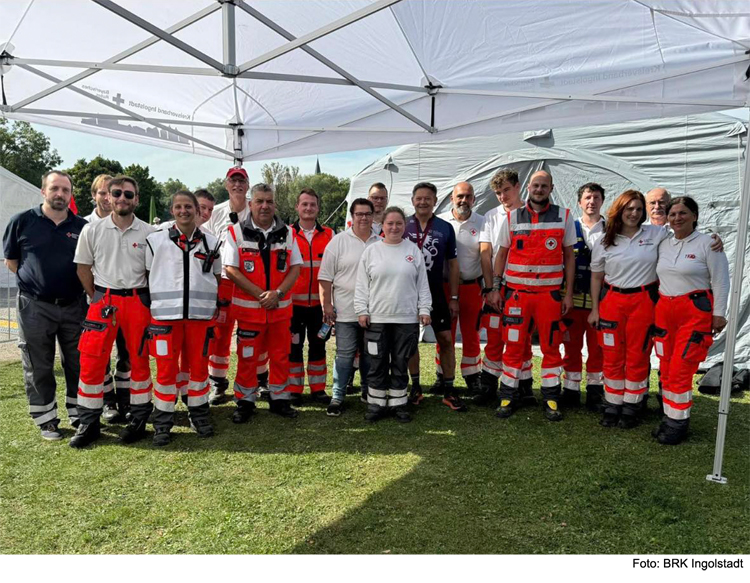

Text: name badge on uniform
xmin=243 ymin=260 xmax=255 ymax=273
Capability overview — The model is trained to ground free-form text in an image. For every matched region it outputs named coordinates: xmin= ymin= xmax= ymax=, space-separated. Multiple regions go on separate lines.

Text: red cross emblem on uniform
xmin=470 ymin=229 xmax=477 ymax=236
xmin=405 ymin=255 xmax=414 ymax=263
xmin=132 ymin=242 xmax=139 ymax=248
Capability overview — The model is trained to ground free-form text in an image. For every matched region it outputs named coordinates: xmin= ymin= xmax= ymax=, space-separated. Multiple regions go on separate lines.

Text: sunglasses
xmin=111 ymin=189 xmax=136 ymax=200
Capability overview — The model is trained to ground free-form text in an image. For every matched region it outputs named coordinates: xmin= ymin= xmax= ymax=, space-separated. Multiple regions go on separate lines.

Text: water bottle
xmin=317 ymin=321 xmax=333 ymax=340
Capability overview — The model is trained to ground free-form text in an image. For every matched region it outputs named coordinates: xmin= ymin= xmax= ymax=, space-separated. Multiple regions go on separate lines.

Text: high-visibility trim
xmin=155 ymin=383 xmax=177 ymax=395
xmin=288 ymin=377 xmax=304 ymax=386
xmin=505 ymin=275 xmax=563 ymax=287
xmin=482 ymin=358 xmax=503 ymax=376
xmin=115 ymin=369 xmax=132 ymax=379
xmin=308 ymin=362 xmax=326 ymax=372
xmin=233 ymin=381 xmax=257 ymax=402
xmin=564 ymin=371 xmax=582 ymax=381
xmin=278 ymin=299 xmax=292 ymax=309
xmin=130 ymin=391 xmax=152 ymax=405
xmin=77 ymin=393 xmax=103 ymax=410
xmin=461 ymin=355 xmax=481 ymax=365
xmin=79 ymin=380 xmax=104 ymax=392
xmin=151 ymin=306 xmax=217 ymax=318
xmin=541 ymin=376 xmax=561 ymax=387
xmin=289 ymin=365 xmax=304 ymax=374
xmin=586 ymin=371 xmax=603 ymax=384
xmin=29 ymin=401 xmax=56 ymax=413
xmin=103 ymin=378 xmax=114 ymax=393
xmin=150 ymin=290 xmax=217 ymax=301
xmin=291 ymin=293 xmax=312 ymax=302
xmin=368 ymin=396 xmax=387 ymax=407
xmin=624 ymin=379 xmax=648 ymax=393
xmin=268 ymin=384 xmax=290 ymax=400
xmin=33 ymin=409 xmax=59 ymax=425
xmin=209 ymin=355 xmax=230 ymax=365
xmin=512 ymin=222 xmax=565 ymax=231
xmin=369 ymin=387 xmax=387 ymax=398
xmin=232 ymin=297 xmax=261 ymax=309
xmin=502 ymin=363 xmax=522 ymax=377
xmin=501 ymin=373 xmax=519 ymax=387
xmin=308 ymin=374 xmax=327 ymax=385
xmin=604 ymin=391 xmax=624 ymax=405
xmin=563 ymin=378 xmax=581 ymax=390
xmin=389 ymin=396 xmax=408 ymax=406
xmin=461 ymin=363 xmax=482 ymax=376
xmin=389 ymin=388 xmax=408 ymax=398
xmin=603 ymin=377 xmax=625 ymax=390
xmin=66 ymin=396 xmax=77 ymax=405
xmin=662 ymin=389 xmax=693 ymax=404
xmin=663 ymin=402 xmax=691 ymax=420
xmin=154 ymin=394 xmax=176 ymax=413
xmin=623 ymin=391 xmax=646 ymax=404
xmin=208 ymin=366 xmax=228 ymax=377
xmin=507 ymin=263 xmax=564 ymax=273
xmin=131 ymin=379 xmax=153 ymax=391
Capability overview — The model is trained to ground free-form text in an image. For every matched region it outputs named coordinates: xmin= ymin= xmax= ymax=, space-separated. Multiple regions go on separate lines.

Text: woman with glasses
xmin=651 ymin=196 xmax=729 ymax=445
xmin=354 ymin=207 xmax=432 ymax=423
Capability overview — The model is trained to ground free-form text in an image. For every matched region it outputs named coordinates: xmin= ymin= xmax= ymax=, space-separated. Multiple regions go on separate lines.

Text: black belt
xmin=21 ymin=292 xmax=81 ymax=307
xmin=95 ymin=285 xmax=149 ymax=297
xmin=603 ymin=281 xmax=658 ymax=295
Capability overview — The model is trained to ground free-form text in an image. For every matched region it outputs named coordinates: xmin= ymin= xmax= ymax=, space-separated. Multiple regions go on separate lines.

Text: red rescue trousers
xmin=234 ymin=319 xmax=292 ymax=402
xmin=653 ymin=291 xmax=714 ymax=422
xmin=435 ymin=281 xmax=483 ymax=379
xmin=77 ymin=288 xmax=152 ymax=424
xmin=208 ymin=278 xmax=235 ymax=388
xmin=562 ymin=308 xmax=604 ymax=391
xmin=150 ymin=319 xmax=213 ymax=425
xmin=598 ymin=282 xmax=657 ymax=414
xmin=500 ymin=288 xmax=563 ymax=401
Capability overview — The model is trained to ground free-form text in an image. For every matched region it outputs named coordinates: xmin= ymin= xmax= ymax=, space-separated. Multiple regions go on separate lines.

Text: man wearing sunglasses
xmin=71 ymin=175 xmax=156 ymax=447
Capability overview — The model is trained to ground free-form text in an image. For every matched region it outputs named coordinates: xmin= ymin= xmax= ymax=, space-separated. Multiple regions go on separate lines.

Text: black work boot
xmin=585 ymin=385 xmax=604 ymax=412
xmin=600 ymin=411 xmax=620 ymax=428
xmin=232 ymin=401 xmax=256 ymax=424
xmin=209 ymin=375 xmax=229 ymax=406
xmin=618 ymin=413 xmax=641 ymax=429
xmin=428 ymin=373 xmax=445 ymax=395
xmin=560 ymin=388 xmax=581 ymax=409
xmin=519 ymin=378 xmax=537 ymax=407
xmin=495 ymin=398 xmax=516 ymax=419
xmin=656 ymin=419 xmax=689 ymax=445
xmin=190 ymin=417 xmax=215 ymax=438
xmin=473 ymin=371 xmax=498 ymax=407
xmin=102 ymin=402 xmax=122 ymax=424
xmin=465 ymin=373 xmax=482 ymax=399
xmin=69 ymin=421 xmax=101 ymax=449
xmin=120 ymin=418 xmax=148 ymax=443
xmin=543 ymin=400 xmax=563 ymax=422
xmin=365 ymin=404 xmax=387 ymax=423
xmin=269 ymin=400 xmax=299 ymax=419
xmin=393 ymin=406 xmax=412 ymax=423
xmin=152 ymin=427 xmax=172 ymax=447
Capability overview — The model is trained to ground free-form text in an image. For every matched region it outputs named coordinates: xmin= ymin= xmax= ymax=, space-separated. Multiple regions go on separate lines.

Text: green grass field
xmin=1 ymin=344 xmax=748 ymax=554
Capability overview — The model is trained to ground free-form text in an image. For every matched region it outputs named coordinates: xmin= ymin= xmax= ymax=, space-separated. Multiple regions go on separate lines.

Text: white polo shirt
xmin=74 ymin=214 xmax=156 ymax=289
xmin=657 ymin=230 xmax=730 ymax=317
xmin=439 ymin=209 xmax=484 ymax=281
xmin=318 ymin=228 xmax=381 ymax=322
xmin=479 ymin=206 xmax=507 ymax=264
xmin=202 ymin=199 xmax=249 ymax=239
xmin=580 ymin=217 xmax=605 ymax=248
xmin=590 ymin=224 xmax=668 ymax=288
xmin=83 ymin=209 xmax=108 ymax=223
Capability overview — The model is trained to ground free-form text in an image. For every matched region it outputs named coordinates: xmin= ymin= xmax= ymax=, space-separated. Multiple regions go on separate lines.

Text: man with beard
xmin=492 ymin=171 xmax=576 ymax=421
xmin=3 ymin=171 xmax=88 ymax=440
xmin=368 ymin=183 xmax=389 ymax=235
xmin=72 ymin=175 xmax=156 ymax=447
xmin=435 ymin=182 xmax=485 ymax=397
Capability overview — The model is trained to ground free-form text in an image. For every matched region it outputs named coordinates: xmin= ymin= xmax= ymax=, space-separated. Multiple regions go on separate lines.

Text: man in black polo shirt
xmin=3 ymin=170 xmax=88 ymax=440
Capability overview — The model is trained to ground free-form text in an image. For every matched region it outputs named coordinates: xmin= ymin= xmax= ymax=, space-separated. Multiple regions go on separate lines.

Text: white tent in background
xmin=1 ymin=0 xmax=748 ymax=482
xmin=0 ymin=165 xmax=39 ymax=288
xmin=346 ymin=112 xmax=750 ymax=368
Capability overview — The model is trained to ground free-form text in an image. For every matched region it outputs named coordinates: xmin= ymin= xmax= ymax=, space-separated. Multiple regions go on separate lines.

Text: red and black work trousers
xmin=289 ymin=304 xmax=328 ymax=395
xmin=149 ymin=318 xmax=213 ymax=430
xmin=208 ymin=278 xmax=235 ymax=392
xmin=653 ymin=290 xmax=714 ymax=423
xmin=500 ymin=287 xmax=564 ymax=402
xmin=234 ymin=318 xmax=292 ymax=403
xmin=562 ymin=308 xmax=603 ymax=392
xmin=435 ymin=280 xmax=482 ymax=379
xmin=598 ymin=282 xmax=658 ymax=417
xmin=77 ymin=287 xmax=153 ymax=425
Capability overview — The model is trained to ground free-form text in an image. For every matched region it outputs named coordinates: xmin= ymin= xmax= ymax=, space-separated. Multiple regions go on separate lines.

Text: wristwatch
xmin=450 ymin=295 xmax=459 ymax=301
xmin=481 ymin=287 xmax=494 ymax=295
xmin=276 ymin=288 xmax=285 ymax=299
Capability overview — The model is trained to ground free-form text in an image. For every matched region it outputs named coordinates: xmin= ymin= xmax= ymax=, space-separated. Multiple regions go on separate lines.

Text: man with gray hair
xmin=645 ymin=187 xmax=670 ymax=227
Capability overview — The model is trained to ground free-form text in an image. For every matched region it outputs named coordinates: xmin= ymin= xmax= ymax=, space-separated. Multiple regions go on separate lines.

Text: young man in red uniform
xmin=288 ymin=188 xmax=334 ymax=405
xmin=490 ymin=171 xmax=576 ymax=421
xmin=223 ymin=183 xmax=302 ymax=422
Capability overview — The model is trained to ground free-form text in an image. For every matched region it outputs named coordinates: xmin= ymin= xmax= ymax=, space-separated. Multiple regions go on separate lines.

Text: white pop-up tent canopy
xmin=0 ymin=165 xmax=39 ymax=288
xmin=1 ymin=0 xmax=749 ymax=482
xmin=346 ymin=112 xmax=750 ymax=368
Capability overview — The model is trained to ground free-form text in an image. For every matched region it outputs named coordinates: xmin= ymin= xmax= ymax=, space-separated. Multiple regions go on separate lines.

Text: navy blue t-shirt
xmin=403 ymin=214 xmax=457 ymax=289
xmin=3 ymin=206 xmax=87 ymax=299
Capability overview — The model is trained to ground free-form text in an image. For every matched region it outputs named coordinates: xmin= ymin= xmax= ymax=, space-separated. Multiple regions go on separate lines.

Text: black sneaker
xmin=326 ymin=399 xmax=343 ymax=417
xmin=310 ymin=391 xmax=331 ymax=405
xmin=617 ymin=415 xmax=641 ymax=429
xmin=560 ymin=388 xmax=581 ymax=409
xmin=102 ymin=403 xmax=122 ymax=423
xmin=232 ymin=402 xmax=256 ymax=424
xmin=543 ymin=400 xmax=563 ymax=422
xmin=40 ymin=422 xmax=62 ymax=441
xmin=269 ymin=401 xmax=299 ymax=419
xmin=442 ymin=393 xmax=468 ymax=412
xmin=600 ymin=412 xmax=619 ymax=428
xmin=119 ymin=419 xmax=148 ymax=444
xmin=69 ymin=422 xmax=101 ymax=448
xmin=190 ymin=417 xmax=215 ymax=438
xmin=496 ymin=399 xmax=516 ymax=419
xmin=152 ymin=428 xmax=172 ymax=447
xmin=393 ymin=406 xmax=412 ymax=423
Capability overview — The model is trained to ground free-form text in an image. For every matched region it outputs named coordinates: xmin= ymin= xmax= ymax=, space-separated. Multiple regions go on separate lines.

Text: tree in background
xmin=64 ymin=156 xmax=123 ymax=217
xmin=162 ymin=177 xmax=189 ymax=198
xmin=262 ymin=162 xmax=300 ymax=221
xmin=0 ymin=119 xmax=62 ymax=188
xmin=200 ymin=177 xmax=229 ymax=204
xmin=294 ymin=172 xmax=351 ymax=231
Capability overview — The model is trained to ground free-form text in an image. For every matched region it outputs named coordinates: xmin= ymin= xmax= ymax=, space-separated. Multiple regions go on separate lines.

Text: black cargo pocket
xmin=550 ymin=290 xmax=562 ymax=302
xmin=364 ymin=329 xmax=382 ymax=357
xmin=138 ymin=291 xmax=151 ymax=309
xmin=237 ymin=328 xmax=259 ymax=360
xmin=651 ymin=325 xmax=668 ymax=358
xmin=690 ymin=293 xmax=712 ymax=313
xmin=682 ymin=331 xmax=713 ymax=362
xmin=147 ymin=324 xmax=174 ymax=359
xmin=203 ymin=326 xmax=215 ymax=357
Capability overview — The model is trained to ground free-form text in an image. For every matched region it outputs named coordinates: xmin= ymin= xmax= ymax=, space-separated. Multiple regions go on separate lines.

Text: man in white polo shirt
xmin=436 ymin=182 xmax=485 ymax=397
xmin=318 ymin=198 xmax=382 ymax=416
xmin=71 ymin=175 xmax=156 ymax=448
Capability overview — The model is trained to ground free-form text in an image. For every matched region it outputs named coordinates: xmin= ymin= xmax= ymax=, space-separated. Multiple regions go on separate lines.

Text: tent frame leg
xmin=706 ymin=103 xmax=750 ymax=486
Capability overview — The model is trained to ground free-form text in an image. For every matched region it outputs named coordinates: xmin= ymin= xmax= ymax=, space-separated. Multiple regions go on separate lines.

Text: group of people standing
xmin=2 ymin=164 xmax=729 ymax=448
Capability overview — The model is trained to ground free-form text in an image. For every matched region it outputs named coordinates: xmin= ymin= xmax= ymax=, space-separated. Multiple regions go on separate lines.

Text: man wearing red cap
xmin=202 ymin=167 xmax=253 ymax=405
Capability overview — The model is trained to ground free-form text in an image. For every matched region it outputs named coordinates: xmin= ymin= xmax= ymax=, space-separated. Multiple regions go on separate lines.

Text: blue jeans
xmin=332 ymin=321 xmax=370 ymax=402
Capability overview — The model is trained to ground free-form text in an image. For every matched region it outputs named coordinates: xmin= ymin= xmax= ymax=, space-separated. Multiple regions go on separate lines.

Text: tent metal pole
xmin=706 ymin=105 xmax=750 ymax=485
xmin=231 ymin=124 xmax=243 ymax=166
xmin=222 ymin=1 xmax=237 ymax=75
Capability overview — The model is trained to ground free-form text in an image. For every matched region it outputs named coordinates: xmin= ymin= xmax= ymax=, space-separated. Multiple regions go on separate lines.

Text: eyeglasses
xmin=227 ymin=177 xmax=248 ymax=185
xmin=353 ymin=212 xmax=373 ymax=219
xmin=111 ymin=189 xmax=136 ymax=200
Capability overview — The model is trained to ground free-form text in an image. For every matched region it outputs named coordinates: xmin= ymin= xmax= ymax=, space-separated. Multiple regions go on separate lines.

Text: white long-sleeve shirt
xmin=657 ymin=230 xmax=730 ymax=317
xmin=354 ymin=239 xmax=432 ymax=324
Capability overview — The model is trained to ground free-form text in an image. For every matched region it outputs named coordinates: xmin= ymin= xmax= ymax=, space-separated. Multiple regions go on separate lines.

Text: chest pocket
xmin=240 ymin=249 xmax=259 ymax=274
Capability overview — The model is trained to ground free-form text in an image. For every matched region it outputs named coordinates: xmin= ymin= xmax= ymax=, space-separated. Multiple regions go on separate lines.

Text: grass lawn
xmin=1 ymin=344 xmax=748 ymax=554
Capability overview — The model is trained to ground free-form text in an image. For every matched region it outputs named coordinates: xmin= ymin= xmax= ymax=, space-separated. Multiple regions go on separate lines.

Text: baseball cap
xmin=226 ymin=167 xmax=248 ymax=180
